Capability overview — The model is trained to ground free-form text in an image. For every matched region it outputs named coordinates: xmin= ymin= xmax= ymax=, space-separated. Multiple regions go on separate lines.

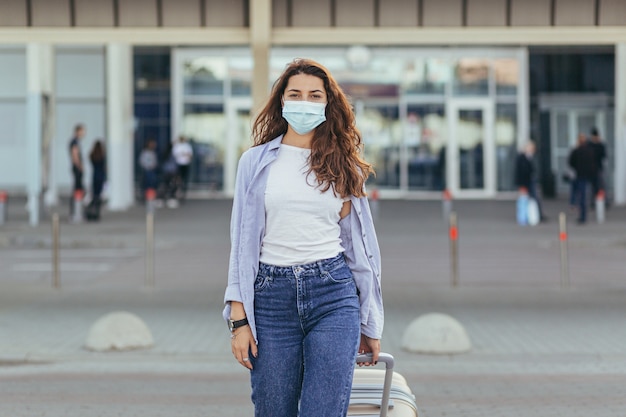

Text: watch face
xmin=228 ymin=318 xmax=247 ymax=332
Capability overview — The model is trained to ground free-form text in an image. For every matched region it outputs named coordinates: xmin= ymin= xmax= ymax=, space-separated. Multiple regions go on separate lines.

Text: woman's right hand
xmin=229 ymin=301 xmax=257 ymax=370
xmin=231 ymin=324 xmax=257 ymax=370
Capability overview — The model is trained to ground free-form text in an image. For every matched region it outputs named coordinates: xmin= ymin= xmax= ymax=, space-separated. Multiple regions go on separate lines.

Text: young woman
xmin=89 ymin=140 xmax=106 ymax=200
xmin=86 ymin=139 xmax=106 ymax=221
xmin=223 ymin=58 xmax=383 ymax=417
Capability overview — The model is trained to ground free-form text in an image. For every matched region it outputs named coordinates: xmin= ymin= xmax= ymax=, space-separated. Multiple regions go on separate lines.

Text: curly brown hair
xmin=252 ymin=58 xmax=373 ymax=198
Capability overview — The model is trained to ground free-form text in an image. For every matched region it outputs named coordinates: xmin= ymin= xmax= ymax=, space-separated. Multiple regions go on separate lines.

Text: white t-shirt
xmin=173 ymin=142 xmax=193 ymax=165
xmin=260 ymin=144 xmax=347 ymax=266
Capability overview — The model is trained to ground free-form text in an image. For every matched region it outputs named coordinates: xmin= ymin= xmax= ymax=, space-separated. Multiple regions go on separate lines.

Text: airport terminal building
xmin=0 ymin=0 xmax=625 ymax=224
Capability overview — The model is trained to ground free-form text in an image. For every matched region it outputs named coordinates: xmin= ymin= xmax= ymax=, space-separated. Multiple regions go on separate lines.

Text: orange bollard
xmin=71 ymin=189 xmax=84 ymax=223
xmin=0 ymin=190 xmax=7 ymax=225
xmin=449 ymin=211 xmax=459 ymax=287
xmin=595 ymin=190 xmax=605 ymax=224
xmin=145 ymin=188 xmax=157 ymax=213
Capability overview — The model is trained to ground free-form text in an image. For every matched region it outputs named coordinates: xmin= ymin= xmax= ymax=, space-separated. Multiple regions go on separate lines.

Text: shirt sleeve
xmin=223 ymin=151 xmax=252 ymax=319
xmin=340 ymin=196 xmax=384 ymax=339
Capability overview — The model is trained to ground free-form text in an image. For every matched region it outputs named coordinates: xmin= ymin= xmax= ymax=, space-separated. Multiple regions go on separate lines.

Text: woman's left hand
xmin=357 ymin=334 xmax=380 ymax=366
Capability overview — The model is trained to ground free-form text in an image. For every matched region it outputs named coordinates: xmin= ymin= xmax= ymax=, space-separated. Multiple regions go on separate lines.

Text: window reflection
xmin=175 ymin=49 xmax=525 ymax=194
xmin=402 ymin=58 xmax=450 ymax=95
xmin=182 ymin=103 xmax=225 ymax=189
xmin=356 ymin=103 xmax=400 ymax=188
xmin=406 ymin=104 xmax=447 ymax=190
xmin=496 ymin=104 xmax=517 ymax=191
xmin=453 ymin=58 xmax=489 ymax=96
xmin=494 ymin=58 xmax=518 ymax=96
xmin=457 ymin=109 xmax=485 ymax=190
xmin=183 ymin=57 xmax=227 ymax=96
xmin=179 ymin=53 xmax=253 ymax=192
xmin=230 ymin=56 xmax=252 ymax=96
xmin=236 ymin=108 xmax=253 ymax=157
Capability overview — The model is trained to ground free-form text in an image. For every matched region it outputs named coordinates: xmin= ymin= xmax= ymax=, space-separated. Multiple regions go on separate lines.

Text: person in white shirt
xmin=225 ymin=58 xmax=383 ymax=417
xmin=172 ymin=135 xmax=193 ymax=200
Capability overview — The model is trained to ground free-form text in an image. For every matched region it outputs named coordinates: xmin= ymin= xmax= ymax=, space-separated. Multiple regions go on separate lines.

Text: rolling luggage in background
xmin=350 ymin=353 xmax=418 ymax=417
xmin=527 ymin=197 xmax=540 ymax=226
xmin=516 ymin=193 xmax=528 ymax=225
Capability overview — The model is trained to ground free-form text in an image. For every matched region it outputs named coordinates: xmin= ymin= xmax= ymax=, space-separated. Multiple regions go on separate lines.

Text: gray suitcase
xmin=350 ymin=353 xmax=418 ymax=417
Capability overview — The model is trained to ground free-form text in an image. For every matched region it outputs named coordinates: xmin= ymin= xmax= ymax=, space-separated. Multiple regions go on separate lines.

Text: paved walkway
xmin=1 ymin=197 xmax=626 ymax=416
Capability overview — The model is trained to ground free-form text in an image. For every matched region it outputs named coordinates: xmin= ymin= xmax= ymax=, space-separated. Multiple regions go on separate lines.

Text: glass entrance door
xmin=172 ymin=48 xmax=253 ymax=195
xmin=404 ymin=102 xmax=447 ymax=191
xmin=447 ymin=99 xmax=495 ymax=197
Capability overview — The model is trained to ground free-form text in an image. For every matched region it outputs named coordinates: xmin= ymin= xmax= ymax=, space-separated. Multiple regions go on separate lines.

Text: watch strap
xmin=229 ymin=317 xmax=249 ymax=331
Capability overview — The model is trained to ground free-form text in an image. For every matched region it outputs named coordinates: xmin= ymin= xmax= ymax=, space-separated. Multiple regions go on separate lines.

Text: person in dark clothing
xmin=569 ymin=134 xmax=597 ymax=224
xmin=172 ymin=135 xmax=193 ymax=201
xmin=86 ymin=140 xmax=106 ymax=221
xmin=159 ymin=141 xmax=179 ymax=208
xmin=589 ymin=127 xmax=607 ymax=205
xmin=68 ymin=124 xmax=85 ymax=215
xmin=566 ymin=133 xmax=586 ymax=211
xmin=514 ymin=141 xmax=545 ymax=221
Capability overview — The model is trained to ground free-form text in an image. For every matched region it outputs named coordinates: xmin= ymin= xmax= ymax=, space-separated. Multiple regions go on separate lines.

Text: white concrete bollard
xmin=85 ymin=311 xmax=154 ymax=352
xmin=595 ymin=190 xmax=605 ymax=224
xmin=402 ymin=312 xmax=471 ymax=354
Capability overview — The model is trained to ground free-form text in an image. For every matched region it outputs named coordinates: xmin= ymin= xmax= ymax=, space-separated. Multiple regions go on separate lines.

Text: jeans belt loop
xmin=316 ymin=259 xmax=325 ymax=274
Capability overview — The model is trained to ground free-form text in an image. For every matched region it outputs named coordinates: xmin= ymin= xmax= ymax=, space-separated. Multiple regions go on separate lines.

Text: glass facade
xmin=169 ymin=47 xmax=526 ymax=197
xmin=0 ymin=47 xmax=28 ymax=187
xmin=530 ymin=49 xmax=615 ymax=199
xmin=133 ymin=47 xmax=172 ymax=194
xmin=171 ymin=49 xmax=253 ymax=193
xmin=496 ymin=103 xmax=518 ymax=191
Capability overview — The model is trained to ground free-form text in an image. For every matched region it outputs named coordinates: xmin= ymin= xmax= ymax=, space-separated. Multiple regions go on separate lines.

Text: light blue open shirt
xmin=223 ymin=135 xmax=384 ymax=342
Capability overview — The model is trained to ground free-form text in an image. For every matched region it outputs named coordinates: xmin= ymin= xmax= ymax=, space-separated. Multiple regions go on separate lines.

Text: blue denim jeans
xmin=250 ymin=253 xmax=361 ymax=417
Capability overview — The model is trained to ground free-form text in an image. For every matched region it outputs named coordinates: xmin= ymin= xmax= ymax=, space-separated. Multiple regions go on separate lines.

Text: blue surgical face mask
xmin=282 ymin=100 xmax=326 ymax=135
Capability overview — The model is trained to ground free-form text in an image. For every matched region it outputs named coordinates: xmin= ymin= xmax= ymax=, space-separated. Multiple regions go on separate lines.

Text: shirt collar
xmin=268 ymin=135 xmax=283 ymax=151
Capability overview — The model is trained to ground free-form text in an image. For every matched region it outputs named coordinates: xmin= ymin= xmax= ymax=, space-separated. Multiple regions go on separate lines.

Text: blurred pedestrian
xmin=160 ymin=141 xmax=179 ymax=208
xmin=589 ymin=127 xmax=607 ymax=206
xmin=568 ymin=134 xmax=597 ymax=224
xmin=223 ymin=58 xmax=383 ymax=417
xmin=566 ymin=134 xmax=586 ymax=211
xmin=68 ymin=124 xmax=85 ymax=215
xmin=86 ymin=140 xmax=106 ymax=221
xmin=514 ymin=141 xmax=545 ymax=222
xmin=139 ymin=139 xmax=159 ymax=202
xmin=172 ymin=135 xmax=193 ymax=201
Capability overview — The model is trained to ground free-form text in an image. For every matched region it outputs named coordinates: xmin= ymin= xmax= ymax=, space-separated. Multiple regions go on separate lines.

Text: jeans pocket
xmin=322 ymin=263 xmax=354 ymax=284
xmin=254 ymin=273 xmax=272 ymax=293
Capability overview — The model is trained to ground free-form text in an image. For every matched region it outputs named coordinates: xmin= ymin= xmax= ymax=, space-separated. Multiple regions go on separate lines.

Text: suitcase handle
xmin=355 ymin=352 xmax=394 ymax=417
xmin=356 ymin=352 xmax=394 ymax=369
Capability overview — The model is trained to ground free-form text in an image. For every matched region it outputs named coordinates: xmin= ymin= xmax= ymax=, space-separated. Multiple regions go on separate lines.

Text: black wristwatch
xmin=228 ymin=317 xmax=249 ymax=332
